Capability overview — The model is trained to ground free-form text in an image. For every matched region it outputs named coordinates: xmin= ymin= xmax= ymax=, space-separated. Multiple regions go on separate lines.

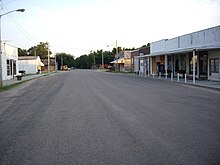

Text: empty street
xmin=0 ymin=70 xmax=219 ymax=165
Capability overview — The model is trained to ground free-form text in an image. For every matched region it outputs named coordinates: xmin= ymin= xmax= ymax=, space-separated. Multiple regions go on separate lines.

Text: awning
xmin=135 ymin=45 xmax=220 ymax=58
xmin=110 ymin=60 xmax=117 ymax=64
xmin=37 ymin=61 xmax=44 ymax=66
xmin=117 ymin=58 xmax=124 ymax=64
xmin=110 ymin=58 xmax=125 ymax=64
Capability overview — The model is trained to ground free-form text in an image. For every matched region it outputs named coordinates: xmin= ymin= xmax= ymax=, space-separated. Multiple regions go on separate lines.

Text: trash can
xmin=16 ymin=75 xmax=22 ymax=81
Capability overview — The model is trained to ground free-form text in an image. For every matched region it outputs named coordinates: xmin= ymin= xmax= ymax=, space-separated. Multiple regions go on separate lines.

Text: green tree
xmin=18 ymin=48 xmax=28 ymax=56
xmin=112 ymin=47 xmax=122 ymax=54
xmin=28 ymin=42 xmax=52 ymax=59
xmin=75 ymin=55 xmax=91 ymax=69
xmin=55 ymin=53 xmax=75 ymax=70
xmin=74 ymin=50 xmax=115 ymax=69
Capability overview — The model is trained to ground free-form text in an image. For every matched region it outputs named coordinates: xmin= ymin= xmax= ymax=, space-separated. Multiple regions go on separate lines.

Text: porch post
xmin=165 ymin=54 xmax=168 ymax=79
xmin=193 ymin=49 xmax=196 ymax=84
xmin=150 ymin=57 xmax=152 ymax=75
xmin=148 ymin=57 xmax=150 ymax=77
xmin=139 ymin=57 xmax=141 ymax=76
xmin=144 ymin=59 xmax=146 ymax=77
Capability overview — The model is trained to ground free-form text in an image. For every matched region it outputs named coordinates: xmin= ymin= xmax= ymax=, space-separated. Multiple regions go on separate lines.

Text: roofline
xmin=135 ymin=46 xmax=220 ymax=58
xmin=151 ymin=25 xmax=220 ymax=44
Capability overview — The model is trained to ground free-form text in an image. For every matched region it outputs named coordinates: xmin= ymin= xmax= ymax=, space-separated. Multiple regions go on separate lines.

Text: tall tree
xmin=75 ymin=55 xmax=92 ymax=69
xmin=74 ymin=50 xmax=115 ymax=69
xmin=18 ymin=48 xmax=28 ymax=56
xmin=28 ymin=42 xmax=52 ymax=59
xmin=55 ymin=53 xmax=75 ymax=70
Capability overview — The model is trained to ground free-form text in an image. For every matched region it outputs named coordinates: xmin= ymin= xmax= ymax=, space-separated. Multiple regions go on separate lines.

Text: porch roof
xmin=37 ymin=61 xmax=44 ymax=66
xmin=110 ymin=58 xmax=125 ymax=64
xmin=135 ymin=45 xmax=220 ymax=58
xmin=110 ymin=60 xmax=117 ymax=64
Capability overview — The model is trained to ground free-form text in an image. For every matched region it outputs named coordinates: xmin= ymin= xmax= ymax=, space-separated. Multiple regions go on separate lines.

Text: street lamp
xmin=0 ymin=8 xmax=25 ymax=87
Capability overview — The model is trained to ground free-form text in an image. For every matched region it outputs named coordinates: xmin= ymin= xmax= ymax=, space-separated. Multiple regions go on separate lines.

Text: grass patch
xmin=0 ymin=74 xmax=47 ymax=93
xmin=0 ymin=72 xmax=58 ymax=93
xmin=0 ymin=81 xmax=26 ymax=92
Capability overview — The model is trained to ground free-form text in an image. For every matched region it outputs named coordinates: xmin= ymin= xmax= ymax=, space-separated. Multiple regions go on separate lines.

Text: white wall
xmin=150 ymin=39 xmax=166 ymax=54
xmin=134 ymin=57 xmax=140 ymax=73
xmin=140 ymin=58 xmax=144 ymax=75
xmin=18 ymin=60 xmax=37 ymax=74
xmin=166 ymin=37 xmax=179 ymax=51
xmin=151 ymin=26 xmax=220 ymax=54
xmin=1 ymin=43 xmax=18 ymax=80
xmin=179 ymin=26 xmax=220 ymax=50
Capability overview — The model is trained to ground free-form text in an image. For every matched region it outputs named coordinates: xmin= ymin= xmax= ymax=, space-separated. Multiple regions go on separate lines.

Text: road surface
xmin=0 ymin=70 xmax=219 ymax=165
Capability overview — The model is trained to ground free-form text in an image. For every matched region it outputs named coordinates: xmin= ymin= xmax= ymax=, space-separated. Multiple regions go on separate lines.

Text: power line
xmin=2 ymin=0 xmax=17 ymax=5
xmin=0 ymin=0 xmax=36 ymax=45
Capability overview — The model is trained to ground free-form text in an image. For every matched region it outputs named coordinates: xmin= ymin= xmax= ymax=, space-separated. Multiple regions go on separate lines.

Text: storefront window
xmin=180 ymin=54 xmax=186 ymax=71
xmin=210 ymin=58 xmax=219 ymax=74
xmin=7 ymin=60 xmax=10 ymax=76
xmin=10 ymin=59 xmax=13 ymax=75
xmin=199 ymin=54 xmax=208 ymax=76
xmin=13 ymin=60 xmax=17 ymax=75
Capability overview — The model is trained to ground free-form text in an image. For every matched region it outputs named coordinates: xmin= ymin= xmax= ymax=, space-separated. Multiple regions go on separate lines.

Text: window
xmin=7 ymin=60 xmax=10 ymax=76
xmin=180 ymin=54 xmax=186 ymax=71
xmin=10 ymin=59 xmax=13 ymax=75
xmin=6 ymin=59 xmax=16 ymax=76
xmin=13 ymin=60 xmax=17 ymax=76
xmin=210 ymin=58 xmax=219 ymax=74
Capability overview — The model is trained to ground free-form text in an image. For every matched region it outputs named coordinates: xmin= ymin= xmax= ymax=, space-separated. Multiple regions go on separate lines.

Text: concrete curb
xmin=109 ymin=71 xmax=220 ymax=91
xmin=2 ymin=72 xmax=58 ymax=87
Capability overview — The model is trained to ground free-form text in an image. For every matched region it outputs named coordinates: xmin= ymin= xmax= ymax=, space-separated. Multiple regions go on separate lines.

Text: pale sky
xmin=1 ymin=0 xmax=220 ymax=57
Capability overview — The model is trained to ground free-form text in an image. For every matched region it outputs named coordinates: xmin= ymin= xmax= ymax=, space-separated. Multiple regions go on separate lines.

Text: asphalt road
xmin=0 ymin=70 xmax=219 ymax=165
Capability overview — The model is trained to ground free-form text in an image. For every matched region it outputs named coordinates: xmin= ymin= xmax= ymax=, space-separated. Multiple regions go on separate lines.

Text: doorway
xmin=199 ymin=52 xmax=208 ymax=79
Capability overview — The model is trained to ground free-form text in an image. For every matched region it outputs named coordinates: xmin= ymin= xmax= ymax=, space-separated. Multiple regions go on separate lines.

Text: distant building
xmin=1 ymin=43 xmax=18 ymax=80
xmin=18 ymin=56 xmax=44 ymax=74
xmin=131 ymin=46 xmax=150 ymax=75
xmin=41 ymin=58 xmax=56 ymax=72
xmin=111 ymin=50 xmax=132 ymax=72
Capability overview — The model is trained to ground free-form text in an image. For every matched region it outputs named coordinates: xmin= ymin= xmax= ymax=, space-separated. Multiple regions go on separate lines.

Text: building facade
xmin=111 ymin=50 xmax=132 ymax=72
xmin=131 ymin=46 xmax=150 ymax=75
xmin=18 ymin=56 xmax=44 ymax=74
xmin=1 ymin=43 xmax=18 ymax=80
xmin=41 ymin=58 xmax=56 ymax=72
xmin=136 ymin=26 xmax=220 ymax=81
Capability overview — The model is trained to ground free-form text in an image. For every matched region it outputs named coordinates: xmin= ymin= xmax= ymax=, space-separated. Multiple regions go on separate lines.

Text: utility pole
xmin=102 ymin=49 xmax=104 ymax=69
xmin=61 ymin=55 xmax=63 ymax=70
xmin=48 ymin=45 xmax=50 ymax=73
xmin=54 ymin=52 xmax=57 ymax=71
xmin=116 ymin=40 xmax=118 ymax=72
xmin=93 ymin=52 xmax=96 ymax=69
xmin=0 ymin=8 xmax=25 ymax=87
xmin=34 ymin=47 xmax=37 ymax=73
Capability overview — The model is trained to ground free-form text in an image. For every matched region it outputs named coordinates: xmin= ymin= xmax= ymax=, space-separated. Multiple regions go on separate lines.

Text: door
xmin=199 ymin=52 xmax=208 ymax=79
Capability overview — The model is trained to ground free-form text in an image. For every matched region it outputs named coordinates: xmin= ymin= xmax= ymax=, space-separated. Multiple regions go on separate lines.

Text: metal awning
xmin=37 ymin=61 xmax=45 ymax=66
xmin=110 ymin=60 xmax=117 ymax=64
xmin=135 ymin=46 xmax=220 ymax=58
xmin=110 ymin=58 xmax=125 ymax=64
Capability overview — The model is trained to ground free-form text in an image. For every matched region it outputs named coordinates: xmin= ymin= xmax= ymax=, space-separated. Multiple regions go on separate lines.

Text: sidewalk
xmin=2 ymin=73 xmax=48 ymax=87
xmin=135 ymin=74 xmax=220 ymax=90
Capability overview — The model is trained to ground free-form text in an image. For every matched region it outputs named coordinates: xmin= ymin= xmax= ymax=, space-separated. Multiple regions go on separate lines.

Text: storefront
xmin=208 ymin=50 xmax=220 ymax=81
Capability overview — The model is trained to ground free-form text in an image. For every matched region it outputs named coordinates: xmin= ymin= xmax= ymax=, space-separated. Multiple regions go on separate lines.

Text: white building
xmin=18 ymin=56 xmax=44 ymax=74
xmin=138 ymin=25 xmax=220 ymax=81
xmin=1 ymin=43 xmax=19 ymax=80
